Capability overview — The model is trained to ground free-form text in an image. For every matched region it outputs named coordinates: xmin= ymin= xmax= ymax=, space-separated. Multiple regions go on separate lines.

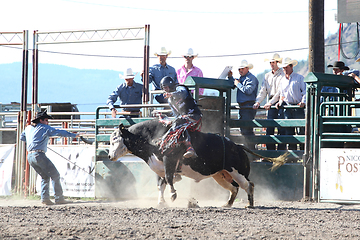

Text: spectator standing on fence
xmin=271 ymin=57 xmax=306 ymax=151
xmin=107 ymin=68 xmax=143 ymax=118
xmin=327 ymin=60 xmax=360 ymax=86
xmin=228 ymin=60 xmax=259 ymax=150
xmin=20 ymin=110 xmax=80 ymax=205
xmin=145 ymin=47 xmax=177 ymax=103
xmin=176 ymin=48 xmax=204 ymax=95
xmin=253 ymin=53 xmax=285 ymax=151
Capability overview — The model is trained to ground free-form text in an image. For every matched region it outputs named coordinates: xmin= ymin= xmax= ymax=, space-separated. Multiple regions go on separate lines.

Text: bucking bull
xmin=108 ymin=119 xmax=287 ymax=208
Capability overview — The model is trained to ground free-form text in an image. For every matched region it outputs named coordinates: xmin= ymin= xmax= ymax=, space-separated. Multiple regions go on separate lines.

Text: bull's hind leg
xmin=212 ymin=172 xmax=239 ymax=207
xmin=228 ymin=171 xmax=255 ymax=208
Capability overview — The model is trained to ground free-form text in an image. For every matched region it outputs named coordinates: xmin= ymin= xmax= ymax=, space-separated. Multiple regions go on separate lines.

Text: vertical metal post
xmin=24 ymin=110 xmax=31 ymax=196
xmin=309 ymin=0 xmax=325 ymax=73
xmin=32 ymin=30 xmax=39 ymax=116
xmin=15 ymin=30 xmax=29 ymax=195
xmin=143 ymin=25 xmax=150 ymax=116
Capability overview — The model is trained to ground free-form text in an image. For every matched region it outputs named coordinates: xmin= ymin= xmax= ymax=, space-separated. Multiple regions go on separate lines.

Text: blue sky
xmin=0 ymin=0 xmax=339 ymax=78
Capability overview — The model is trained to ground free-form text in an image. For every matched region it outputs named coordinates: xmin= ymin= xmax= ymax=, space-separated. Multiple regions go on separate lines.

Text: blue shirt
xmin=321 ymin=86 xmax=339 ymax=102
xmin=20 ymin=123 xmax=76 ymax=152
xmin=229 ymin=72 xmax=259 ymax=103
xmin=148 ymin=64 xmax=177 ymax=90
xmin=107 ymin=82 xmax=143 ymax=111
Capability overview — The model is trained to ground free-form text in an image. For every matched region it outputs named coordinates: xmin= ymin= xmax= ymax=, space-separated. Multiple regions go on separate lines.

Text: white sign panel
xmin=36 ymin=146 xmax=95 ymax=198
xmin=320 ymin=148 xmax=360 ymax=202
xmin=0 ymin=145 xmax=15 ymax=196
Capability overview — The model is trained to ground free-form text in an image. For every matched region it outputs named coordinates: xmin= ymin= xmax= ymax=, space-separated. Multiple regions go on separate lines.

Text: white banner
xmin=36 ymin=146 xmax=95 ymax=198
xmin=0 ymin=145 xmax=15 ymax=196
xmin=320 ymin=148 xmax=360 ymax=202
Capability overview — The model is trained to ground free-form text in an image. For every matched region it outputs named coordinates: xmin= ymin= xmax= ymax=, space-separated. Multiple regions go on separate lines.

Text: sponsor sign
xmin=0 ymin=145 xmax=15 ymax=196
xmin=320 ymin=148 xmax=360 ymax=201
xmin=36 ymin=146 xmax=95 ymax=198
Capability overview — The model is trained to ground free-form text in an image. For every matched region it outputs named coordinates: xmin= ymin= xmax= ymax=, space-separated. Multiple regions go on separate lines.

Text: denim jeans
xmin=27 ymin=152 xmax=64 ymax=201
xmin=266 ymin=108 xmax=285 ymax=150
xmin=238 ymin=101 xmax=256 ymax=150
xmin=279 ymin=105 xmax=305 ymax=150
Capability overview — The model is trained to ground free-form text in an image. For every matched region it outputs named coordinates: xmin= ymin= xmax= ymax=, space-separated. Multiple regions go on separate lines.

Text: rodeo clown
xmin=159 ymin=76 xmax=202 ymax=158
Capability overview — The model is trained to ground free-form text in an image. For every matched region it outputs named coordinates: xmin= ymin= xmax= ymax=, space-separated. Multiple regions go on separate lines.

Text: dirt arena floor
xmin=1 ymin=197 xmax=360 ymax=240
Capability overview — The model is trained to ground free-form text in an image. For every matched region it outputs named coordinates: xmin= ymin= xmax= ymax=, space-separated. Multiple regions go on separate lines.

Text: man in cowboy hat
xmin=145 ymin=47 xmax=177 ymax=104
xmin=328 ymin=60 xmax=360 ymax=85
xmin=177 ymin=48 xmax=204 ymax=95
xmin=253 ymin=53 xmax=285 ymax=151
xmin=107 ymin=68 xmax=143 ymax=118
xmin=20 ymin=110 xmax=81 ymax=205
xmin=327 ymin=61 xmax=350 ymax=75
xmin=228 ymin=60 xmax=259 ymax=150
xmin=270 ymin=57 xmax=306 ymax=151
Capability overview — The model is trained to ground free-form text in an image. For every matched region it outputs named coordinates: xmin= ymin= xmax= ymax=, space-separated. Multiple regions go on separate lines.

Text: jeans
xmin=27 ymin=152 xmax=64 ymax=201
xmin=266 ymin=108 xmax=285 ymax=150
xmin=279 ymin=105 xmax=305 ymax=150
xmin=238 ymin=101 xmax=256 ymax=150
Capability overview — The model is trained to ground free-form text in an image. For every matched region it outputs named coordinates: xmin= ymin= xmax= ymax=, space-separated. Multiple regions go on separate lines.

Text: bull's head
xmin=108 ymin=124 xmax=130 ymax=161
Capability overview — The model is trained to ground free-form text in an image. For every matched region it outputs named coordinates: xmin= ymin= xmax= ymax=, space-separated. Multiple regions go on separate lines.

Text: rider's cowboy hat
xmin=182 ymin=48 xmax=198 ymax=58
xmin=154 ymin=47 xmax=171 ymax=56
xmin=237 ymin=60 xmax=253 ymax=70
xmin=264 ymin=53 xmax=283 ymax=63
xmin=327 ymin=61 xmax=350 ymax=70
xmin=280 ymin=57 xmax=298 ymax=67
xmin=119 ymin=68 xmax=137 ymax=79
xmin=31 ymin=110 xmax=53 ymax=123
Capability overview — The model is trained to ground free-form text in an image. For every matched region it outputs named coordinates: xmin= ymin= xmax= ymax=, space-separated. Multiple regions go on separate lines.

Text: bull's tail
xmin=240 ymin=145 xmax=289 ymax=171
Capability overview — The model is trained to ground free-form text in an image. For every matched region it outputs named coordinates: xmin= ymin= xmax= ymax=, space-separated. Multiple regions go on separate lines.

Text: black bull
xmin=108 ymin=119 xmax=287 ymax=208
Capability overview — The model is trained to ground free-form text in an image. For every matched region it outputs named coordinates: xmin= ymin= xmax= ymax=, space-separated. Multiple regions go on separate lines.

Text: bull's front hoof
xmin=170 ymin=192 xmax=177 ymax=202
xmin=157 ymin=201 xmax=168 ymax=208
xmin=222 ymin=203 xmax=232 ymax=208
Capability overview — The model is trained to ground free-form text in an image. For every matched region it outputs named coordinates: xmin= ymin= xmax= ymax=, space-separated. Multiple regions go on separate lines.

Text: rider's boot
xmin=183 ymin=142 xmax=197 ymax=158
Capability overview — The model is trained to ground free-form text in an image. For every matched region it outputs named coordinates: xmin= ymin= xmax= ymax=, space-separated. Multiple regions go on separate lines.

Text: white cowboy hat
xmin=154 ymin=47 xmax=171 ymax=56
xmin=264 ymin=53 xmax=283 ymax=63
xmin=119 ymin=68 xmax=137 ymax=79
xmin=237 ymin=60 xmax=253 ymax=70
xmin=280 ymin=57 xmax=298 ymax=67
xmin=182 ymin=48 xmax=198 ymax=58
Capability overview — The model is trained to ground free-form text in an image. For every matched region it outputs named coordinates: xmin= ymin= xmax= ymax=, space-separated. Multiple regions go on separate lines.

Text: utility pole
xmin=309 ymin=0 xmax=324 ymax=72
xmin=305 ymin=0 xmax=324 ymax=202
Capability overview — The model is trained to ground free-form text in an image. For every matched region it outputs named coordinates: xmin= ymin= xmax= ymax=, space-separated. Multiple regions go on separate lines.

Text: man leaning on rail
xmin=107 ymin=68 xmax=143 ymax=118
xmin=271 ymin=57 xmax=306 ymax=152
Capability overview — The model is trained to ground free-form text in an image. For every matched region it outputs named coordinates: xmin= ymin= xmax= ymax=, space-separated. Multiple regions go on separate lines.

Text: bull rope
xmin=47 ymin=147 xmax=95 ymax=178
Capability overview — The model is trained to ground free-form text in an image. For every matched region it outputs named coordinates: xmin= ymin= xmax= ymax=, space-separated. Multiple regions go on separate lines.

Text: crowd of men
xmin=106 ymin=47 xmax=360 ymax=151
